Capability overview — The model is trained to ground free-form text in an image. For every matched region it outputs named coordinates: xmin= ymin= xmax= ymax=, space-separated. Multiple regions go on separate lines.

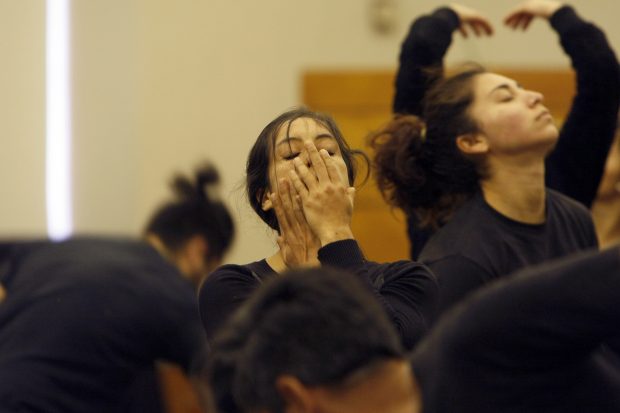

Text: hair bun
xmin=171 ymin=161 xmax=222 ymax=202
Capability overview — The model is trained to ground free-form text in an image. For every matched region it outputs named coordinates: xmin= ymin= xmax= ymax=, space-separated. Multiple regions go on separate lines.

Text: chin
xmin=542 ymin=134 xmax=560 ymax=155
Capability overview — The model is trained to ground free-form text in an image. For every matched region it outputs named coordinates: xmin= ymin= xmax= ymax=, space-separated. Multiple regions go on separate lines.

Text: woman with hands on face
xmin=198 ymin=107 xmax=438 ymax=350
xmin=389 ymin=0 xmax=620 ymax=260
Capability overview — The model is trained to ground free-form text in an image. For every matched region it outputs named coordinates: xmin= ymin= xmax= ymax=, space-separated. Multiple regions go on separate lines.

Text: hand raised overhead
xmin=449 ymin=3 xmax=494 ymax=38
xmin=504 ymin=0 xmax=564 ymax=30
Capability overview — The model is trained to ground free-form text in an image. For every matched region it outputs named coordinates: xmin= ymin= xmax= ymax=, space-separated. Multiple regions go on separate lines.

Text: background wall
xmin=0 ymin=1 xmax=46 ymax=236
xmin=1 ymin=0 xmax=618 ymax=263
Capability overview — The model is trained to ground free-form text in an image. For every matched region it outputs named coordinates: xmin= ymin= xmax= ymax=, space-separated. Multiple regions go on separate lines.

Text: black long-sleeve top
xmin=412 ymin=246 xmax=620 ymax=413
xmin=198 ymin=239 xmax=437 ymax=350
xmin=394 ymin=6 xmax=620 ymax=259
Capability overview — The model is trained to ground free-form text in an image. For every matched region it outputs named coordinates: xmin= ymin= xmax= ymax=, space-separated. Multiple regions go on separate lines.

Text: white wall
xmin=0 ymin=1 xmax=46 ymax=236
xmin=1 ymin=0 xmax=618 ymax=262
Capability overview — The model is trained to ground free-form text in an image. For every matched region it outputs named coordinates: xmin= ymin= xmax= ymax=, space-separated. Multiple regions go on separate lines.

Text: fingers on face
xmin=292 ymin=155 xmax=319 ymax=194
xmin=270 ymin=190 xmax=291 ymax=234
xmin=273 ymin=179 xmax=305 ymax=236
xmin=288 ymin=166 xmax=310 ymax=199
xmin=319 ymin=149 xmax=343 ymax=184
xmin=304 ymin=141 xmax=329 ymax=182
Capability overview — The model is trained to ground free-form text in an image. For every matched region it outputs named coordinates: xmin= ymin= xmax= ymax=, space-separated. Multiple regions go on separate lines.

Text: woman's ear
xmin=261 ymin=190 xmax=273 ymax=211
xmin=275 ymin=375 xmax=314 ymax=413
xmin=456 ymin=133 xmax=489 ymax=155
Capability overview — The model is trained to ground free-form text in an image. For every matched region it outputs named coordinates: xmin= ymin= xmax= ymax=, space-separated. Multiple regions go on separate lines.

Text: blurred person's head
xmin=145 ymin=162 xmax=235 ymax=284
xmin=208 ymin=267 xmax=421 ymax=413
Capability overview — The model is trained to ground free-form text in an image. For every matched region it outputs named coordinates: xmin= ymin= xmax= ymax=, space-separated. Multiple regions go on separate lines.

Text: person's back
xmin=0 ymin=162 xmax=234 ymax=412
xmin=0 ymin=238 xmax=205 ymax=412
xmin=412 ymin=247 xmax=620 ymax=413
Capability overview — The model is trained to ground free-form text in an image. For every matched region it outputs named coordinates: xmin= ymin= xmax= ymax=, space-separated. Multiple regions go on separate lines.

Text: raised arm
xmin=394 ymin=5 xmax=492 ymax=259
xmin=393 ymin=4 xmax=492 ymax=115
xmin=505 ymin=1 xmax=620 ymax=206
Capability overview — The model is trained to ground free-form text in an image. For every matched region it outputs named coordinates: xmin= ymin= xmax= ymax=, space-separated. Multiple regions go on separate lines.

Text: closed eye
xmin=283 ymin=152 xmax=300 ymax=161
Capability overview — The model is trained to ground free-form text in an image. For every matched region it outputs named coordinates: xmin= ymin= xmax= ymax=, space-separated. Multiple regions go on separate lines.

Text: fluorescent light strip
xmin=46 ymin=0 xmax=72 ymax=240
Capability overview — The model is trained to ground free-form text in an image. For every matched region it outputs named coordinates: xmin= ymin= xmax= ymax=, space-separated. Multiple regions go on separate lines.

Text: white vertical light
xmin=46 ymin=0 xmax=72 ymax=240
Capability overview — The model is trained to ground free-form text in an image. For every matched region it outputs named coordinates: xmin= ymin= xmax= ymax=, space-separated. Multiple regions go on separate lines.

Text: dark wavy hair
xmin=370 ymin=65 xmax=487 ymax=228
xmin=246 ymin=107 xmax=368 ymax=231
xmin=207 ymin=267 xmax=405 ymax=413
xmin=144 ymin=162 xmax=235 ymax=262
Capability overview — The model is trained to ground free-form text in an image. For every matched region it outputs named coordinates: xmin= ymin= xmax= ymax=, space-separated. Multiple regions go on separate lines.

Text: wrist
xmin=318 ymin=227 xmax=354 ymax=246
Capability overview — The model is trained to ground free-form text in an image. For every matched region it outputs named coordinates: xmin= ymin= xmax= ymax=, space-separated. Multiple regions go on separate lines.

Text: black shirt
xmin=199 ymin=239 xmax=437 ymax=349
xmin=412 ymin=247 xmax=620 ymax=413
xmin=419 ymin=190 xmax=598 ymax=317
xmin=0 ymin=238 xmax=206 ymax=413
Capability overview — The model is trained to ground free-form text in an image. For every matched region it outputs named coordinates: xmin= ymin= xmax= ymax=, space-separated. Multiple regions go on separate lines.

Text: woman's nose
xmin=527 ymin=90 xmax=544 ymax=106
xmin=299 ymin=151 xmax=312 ymax=167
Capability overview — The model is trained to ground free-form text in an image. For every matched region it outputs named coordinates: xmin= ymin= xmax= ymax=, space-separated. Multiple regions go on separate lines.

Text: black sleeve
xmin=318 ymin=239 xmax=438 ymax=349
xmin=427 ymin=254 xmax=495 ymax=319
xmin=392 ymin=8 xmax=459 ymax=258
xmin=393 ymin=7 xmax=459 ymax=115
xmin=545 ymin=6 xmax=620 ymax=207
xmin=197 ymin=265 xmax=261 ymax=341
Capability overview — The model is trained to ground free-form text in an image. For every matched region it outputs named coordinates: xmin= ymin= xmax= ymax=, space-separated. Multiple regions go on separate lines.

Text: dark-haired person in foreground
xmin=208 ymin=267 xmax=422 ymax=413
xmin=0 ymin=163 xmax=234 ymax=413
xmin=211 ymin=248 xmax=620 ymax=413
xmin=412 ymin=246 xmax=620 ymax=413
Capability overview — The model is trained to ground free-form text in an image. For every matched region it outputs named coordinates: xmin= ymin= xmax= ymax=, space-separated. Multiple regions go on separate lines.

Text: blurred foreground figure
xmin=209 ymin=245 xmax=620 ymax=413
xmin=207 ymin=267 xmax=422 ymax=413
xmin=412 ymin=246 xmax=620 ymax=413
xmin=0 ymin=162 xmax=234 ymax=413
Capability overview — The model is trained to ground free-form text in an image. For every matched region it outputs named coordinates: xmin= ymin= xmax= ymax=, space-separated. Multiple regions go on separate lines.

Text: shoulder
xmin=425 ymin=253 xmax=493 ymax=281
xmin=546 ymin=189 xmax=593 ymax=223
xmin=420 ymin=197 xmax=498 ymax=262
xmin=207 ymin=263 xmax=256 ymax=280
xmin=364 ymin=259 xmax=437 ymax=286
xmin=200 ymin=264 xmax=260 ymax=294
xmin=546 ymin=189 xmax=598 ymax=247
xmin=198 ymin=262 xmax=264 ymax=340
xmin=198 ymin=262 xmax=266 ymax=305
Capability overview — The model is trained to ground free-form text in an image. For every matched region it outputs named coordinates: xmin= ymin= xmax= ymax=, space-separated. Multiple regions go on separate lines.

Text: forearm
xmin=545 ymin=6 xmax=620 ymax=206
xmin=318 ymin=240 xmax=438 ymax=348
xmin=393 ymin=7 xmax=459 ymax=115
